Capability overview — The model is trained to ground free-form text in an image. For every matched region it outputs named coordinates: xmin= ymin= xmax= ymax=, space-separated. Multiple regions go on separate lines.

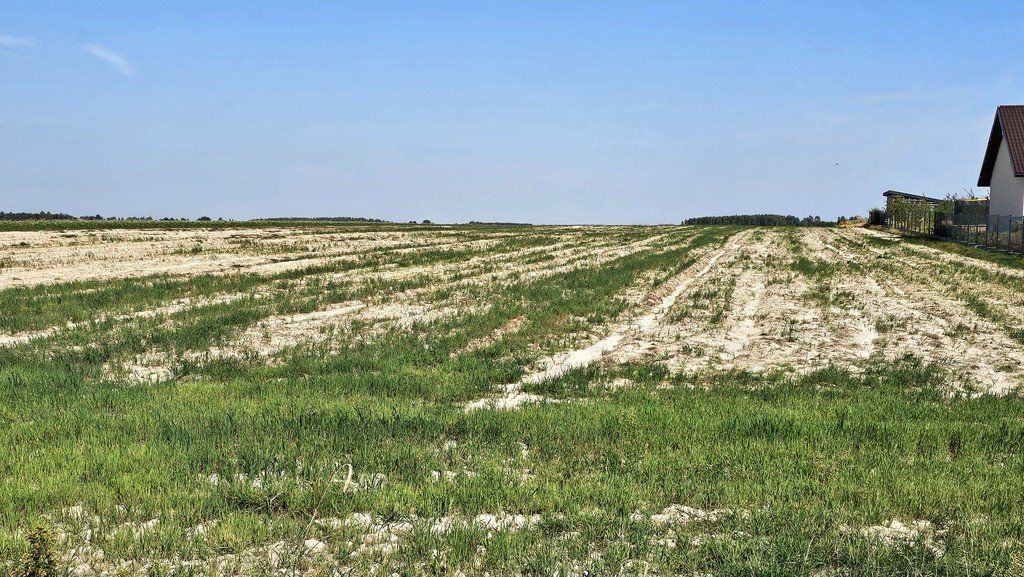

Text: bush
xmin=17 ymin=527 xmax=58 ymax=577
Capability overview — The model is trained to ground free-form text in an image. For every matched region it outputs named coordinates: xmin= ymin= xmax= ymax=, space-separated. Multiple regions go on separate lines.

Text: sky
xmin=1 ymin=1 xmax=1022 ymax=224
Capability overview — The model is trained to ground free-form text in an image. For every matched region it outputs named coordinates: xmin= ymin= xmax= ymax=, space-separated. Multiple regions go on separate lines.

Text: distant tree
xmin=198 ymin=216 xmax=212 ymax=221
xmin=421 ymin=219 xmax=433 ymax=224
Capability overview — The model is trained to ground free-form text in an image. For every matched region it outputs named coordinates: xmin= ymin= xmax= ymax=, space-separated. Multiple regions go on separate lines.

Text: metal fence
xmin=886 ymin=207 xmax=942 ymax=235
xmin=944 ymin=214 xmax=1024 ymax=255
xmin=882 ymin=198 xmax=1024 ymax=255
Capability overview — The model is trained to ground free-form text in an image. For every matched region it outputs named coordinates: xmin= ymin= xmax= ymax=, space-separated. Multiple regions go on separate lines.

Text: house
xmin=978 ymin=105 xmax=1024 ymax=217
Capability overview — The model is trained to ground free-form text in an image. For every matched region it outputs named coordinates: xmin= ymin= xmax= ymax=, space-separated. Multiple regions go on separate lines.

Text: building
xmin=880 ymin=190 xmax=944 ymax=233
xmin=978 ymin=105 xmax=1024 ymax=217
xmin=882 ymin=190 xmax=941 ymax=212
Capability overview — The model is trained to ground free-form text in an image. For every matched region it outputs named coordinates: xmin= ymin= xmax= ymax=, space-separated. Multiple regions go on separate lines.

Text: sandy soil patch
xmin=104 ymin=230 xmax=699 ymax=382
xmin=825 ymin=229 xmax=1024 ymax=393
xmin=626 ymin=228 xmax=1024 ymax=392
xmin=0 ymin=228 xmax=483 ymax=289
xmin=452 ymin=315 xmax=528 ymax=356
xmin=23 ymin=225 xmax=1024 ymax=393
xmin=471 ymin=227 xmax=1024 ymax=399
xmin=842 ymin=518 xmax=946 ymax=557
xmin=0 ymin=291 xmax=255 ymax=347
xmin=466 ymin=230 xmax=750 ymax=410
xmin=611 ymin=230 xmax=854 ymax=374
xmin=49 ymin=505 xmax=544 ymax=576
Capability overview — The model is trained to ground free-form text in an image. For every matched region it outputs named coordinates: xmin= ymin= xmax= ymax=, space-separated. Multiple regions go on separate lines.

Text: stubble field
xmin=1 ymin=222 xmax=1022 ymax=575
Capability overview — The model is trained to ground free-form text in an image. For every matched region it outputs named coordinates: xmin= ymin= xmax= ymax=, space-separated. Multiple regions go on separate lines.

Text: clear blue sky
xmin=1 ymin=1 xmax=1021 ymax=223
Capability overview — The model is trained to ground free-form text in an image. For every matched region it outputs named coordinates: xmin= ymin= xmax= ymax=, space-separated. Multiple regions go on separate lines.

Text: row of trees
xmin=264 ymin=216 xmax=387 ymax=222
xmin=682 ymin=214 xmax=835 ymax=226
xmin=0 ymin=212 xmax=225 ymax=222
xmin=0 ymin=211 xmax=76 ymax=220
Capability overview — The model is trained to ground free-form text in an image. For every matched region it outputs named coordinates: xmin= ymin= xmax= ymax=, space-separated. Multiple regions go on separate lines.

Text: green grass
xmin=0 ymin=224 xmax=1021 ymax=575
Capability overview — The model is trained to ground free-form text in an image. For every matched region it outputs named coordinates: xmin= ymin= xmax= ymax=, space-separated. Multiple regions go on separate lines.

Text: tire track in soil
xmin=0 ymin=228 xmax=530 ymax=290
xmin=106 ymin=231 xmax=700 ymax=383
xmin=806 ymin=228 xmax=1023 ymax=394
xmin=465 ymin=229 xmax=752 ymax=411
xmin=648 ymin=230 xmax=843 ymax=375
xmin=4 ymin=231 xmax=616 ymax=350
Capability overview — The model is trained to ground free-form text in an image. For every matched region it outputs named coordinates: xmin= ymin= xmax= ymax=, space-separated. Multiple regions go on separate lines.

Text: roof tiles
xmin=978 ymin=105 xmax=1024 ymax=186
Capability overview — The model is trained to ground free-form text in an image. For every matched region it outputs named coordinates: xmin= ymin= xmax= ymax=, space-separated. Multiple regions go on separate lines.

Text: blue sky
xmin=1 ymin=1 xmax=1021 ymax=223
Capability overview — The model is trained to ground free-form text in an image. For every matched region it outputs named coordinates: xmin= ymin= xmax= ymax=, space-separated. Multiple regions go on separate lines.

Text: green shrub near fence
xmin=886 ymin=196 xmax=942 ymax=234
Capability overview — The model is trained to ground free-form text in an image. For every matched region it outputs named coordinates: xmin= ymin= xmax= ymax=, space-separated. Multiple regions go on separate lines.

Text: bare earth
xmin=3 ymin=225 xmax=1022 ymax=394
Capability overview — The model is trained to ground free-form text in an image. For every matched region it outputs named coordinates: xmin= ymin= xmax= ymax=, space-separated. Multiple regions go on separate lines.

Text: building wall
xmin=989 ymin=139 xmax=1024 ymax=217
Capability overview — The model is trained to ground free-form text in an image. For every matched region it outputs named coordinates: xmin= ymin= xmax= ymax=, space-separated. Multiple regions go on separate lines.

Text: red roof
xmin=978 ymin=105 xmax=1024 ymax=186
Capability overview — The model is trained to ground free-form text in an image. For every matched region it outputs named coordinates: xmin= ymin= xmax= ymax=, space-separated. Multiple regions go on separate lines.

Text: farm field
xmin=1 ymin=223 xmax=1023 ymax=575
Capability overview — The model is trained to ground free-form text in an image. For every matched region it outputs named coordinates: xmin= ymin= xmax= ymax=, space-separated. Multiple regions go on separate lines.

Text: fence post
xmin=1019 ymin=216 xmax=1023 ymax=254
xmin=1004 ymin=215 xmax=1008 ymax=251
xmin=1020 ymin=216 xmax=1024 ymax=255
xmin=1007 ymin=215 xmax=1012 ymax=251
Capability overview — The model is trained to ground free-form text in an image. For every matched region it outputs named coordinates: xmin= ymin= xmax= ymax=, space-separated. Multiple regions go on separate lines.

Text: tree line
xmin=682 ymin=214 xmax=834 ymax=226
xmin=0 ymin=211 xmax=78 ymax=220
xmin=264 ymin=216 xmax=388 ymax=222
xmin=0 ymin=212 xmax=214 ymax=221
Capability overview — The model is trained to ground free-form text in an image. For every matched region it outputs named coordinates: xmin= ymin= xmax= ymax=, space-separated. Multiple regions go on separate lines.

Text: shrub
xmin=17 ymin=527 xmax=58 ymax=577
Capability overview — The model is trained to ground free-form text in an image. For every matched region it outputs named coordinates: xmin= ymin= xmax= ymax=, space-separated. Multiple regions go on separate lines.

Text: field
xmin=1 ymin=223 xmax=1023 ymax=575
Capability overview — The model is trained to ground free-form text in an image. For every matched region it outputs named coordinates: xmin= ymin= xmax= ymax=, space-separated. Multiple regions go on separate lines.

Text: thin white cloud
xmin=84 ymin=43 xmax=134 ymax=75
xmin=0 ymin=33 xmax=36 ymax=49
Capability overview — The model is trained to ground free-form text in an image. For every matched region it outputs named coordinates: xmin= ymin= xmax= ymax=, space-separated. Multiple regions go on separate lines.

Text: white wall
xmin=989 ymin=139 xmax=1024 ymax=217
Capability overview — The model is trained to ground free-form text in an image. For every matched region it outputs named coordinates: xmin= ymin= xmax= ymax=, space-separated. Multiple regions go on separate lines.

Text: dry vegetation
xmin=1 ymin=222 xmax=1022 ymax=575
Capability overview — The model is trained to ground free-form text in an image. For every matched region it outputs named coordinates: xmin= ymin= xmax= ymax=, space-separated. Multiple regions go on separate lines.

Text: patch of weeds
xmin=16 ymin=527 xmax=57 ymax=577
xmin=791 ymin=256 xmax=833 ymax=278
